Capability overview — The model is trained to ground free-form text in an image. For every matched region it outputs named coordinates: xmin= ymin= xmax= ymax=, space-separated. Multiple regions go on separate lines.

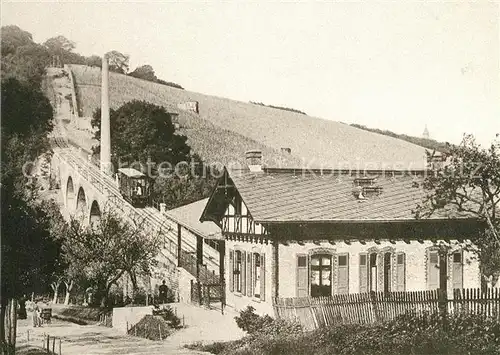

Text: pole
xmin=59 ymin=338 xmax=62 ymax=355
xmin=100 ymin=53 xmax=112 ymax=175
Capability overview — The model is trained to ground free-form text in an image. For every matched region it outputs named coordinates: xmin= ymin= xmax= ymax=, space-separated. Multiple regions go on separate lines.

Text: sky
xmin=2 ymin=0 xmax=499 ymax=146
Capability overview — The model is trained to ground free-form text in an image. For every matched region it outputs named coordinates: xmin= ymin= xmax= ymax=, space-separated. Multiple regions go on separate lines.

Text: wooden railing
xmin=273 ymin=288 xmax=500 ymax=330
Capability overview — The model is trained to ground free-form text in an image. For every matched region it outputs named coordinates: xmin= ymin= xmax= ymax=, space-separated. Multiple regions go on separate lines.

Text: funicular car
xmin=117 ymin=167 xmax=153 ymax=208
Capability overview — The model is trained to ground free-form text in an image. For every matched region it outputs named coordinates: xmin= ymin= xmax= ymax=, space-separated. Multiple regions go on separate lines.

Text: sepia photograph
xmin=1 ymin=1 xmax=499 ymax=354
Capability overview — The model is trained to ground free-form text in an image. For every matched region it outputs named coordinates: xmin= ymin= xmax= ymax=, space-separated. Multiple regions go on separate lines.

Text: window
xmin=234 ymin=250 xmax=242 ymax=293
xmin=253 ymin=253 xmax=261 ymax=298
xmin=311 ymin=254 xmax=332 ymax=297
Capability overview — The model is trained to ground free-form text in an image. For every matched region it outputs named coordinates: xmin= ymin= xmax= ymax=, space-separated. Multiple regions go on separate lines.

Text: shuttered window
xmin=234 ymin=250 xmax=242 ymax=293
xmin=383 ymin=252 xmax=392 ymax=293
xmin=296 ymin=254 xmax=309 ymax=297
xmin=247 ymin=252 xmax=253 ymax=296
xmin=260 ymin=253 xmax=266 ymax=301
xmin=359 ymin=253 xmax=368 ymax=293
xmin=241 ymin=251 xmax=247 ymax=295
xmin=310 ymin=254 xmax=332 ymax=297
xmin=395 ymin=252 xmax=406 ymax=291
xmin=229 ymin=250 xmax=234 ymax=292
xmin=427 ymin=250 xmax=440 ymax=290
xmin=337 ymin=254 xmax=349 ymax=294
xmin=452 ymin=251 xmax=463 ymax=290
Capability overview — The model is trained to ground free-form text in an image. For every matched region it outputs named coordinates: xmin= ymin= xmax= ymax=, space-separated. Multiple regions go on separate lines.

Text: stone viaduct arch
xmin=89 ymin=200 xmax=101 ymax=226
xmin=66 ymin=176 xmax=75 ymax=210
xmin=76 ymin=186 xmax=87 ymax=221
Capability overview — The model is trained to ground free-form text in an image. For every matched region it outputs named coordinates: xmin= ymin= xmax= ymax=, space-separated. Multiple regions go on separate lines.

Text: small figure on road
xmin=32 ymin=304 xmax=42 ymax=327
xmin=18 ymin=294 xmax=27 ymax=320
xmin=158 ymin=280 xmax=168 ymax=304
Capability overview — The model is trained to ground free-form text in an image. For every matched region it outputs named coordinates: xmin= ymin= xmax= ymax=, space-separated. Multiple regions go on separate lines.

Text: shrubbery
xmin=189 ymin=308 xmax=500 ymax=355
xmin=234 ymin=306 xmax=303 ymax=337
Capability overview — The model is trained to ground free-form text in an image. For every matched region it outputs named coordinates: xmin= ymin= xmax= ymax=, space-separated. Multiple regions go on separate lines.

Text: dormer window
xmin=353 ymin=176 xmax=377 ymax=186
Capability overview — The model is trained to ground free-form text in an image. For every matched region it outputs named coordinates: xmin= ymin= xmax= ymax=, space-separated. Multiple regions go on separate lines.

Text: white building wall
xmin=225 ymin=240 xmax=274 ymax=316
xmin=225 ymin=238 xmax=481 ymax=316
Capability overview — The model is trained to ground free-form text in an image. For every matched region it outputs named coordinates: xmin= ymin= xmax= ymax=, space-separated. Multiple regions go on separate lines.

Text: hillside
xmin=70 ymin=64 xmax=428 ymax=169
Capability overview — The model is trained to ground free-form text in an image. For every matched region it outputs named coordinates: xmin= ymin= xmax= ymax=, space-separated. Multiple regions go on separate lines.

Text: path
xmin=16 ymin=303 xmax=245 ymax=354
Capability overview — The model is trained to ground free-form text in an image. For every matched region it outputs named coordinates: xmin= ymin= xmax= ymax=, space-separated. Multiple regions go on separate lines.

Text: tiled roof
xmin=166 ymin=199 xmax=222 ymax=239
xmin=229 ymin=169 xmax=472 ymax=223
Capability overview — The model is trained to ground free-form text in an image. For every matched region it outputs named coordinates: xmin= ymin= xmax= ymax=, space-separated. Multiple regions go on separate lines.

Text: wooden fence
xmin=273 ymin=288 xmax=500 ymax=330
xmin=453 ymin=288 xmax=500 ymax=318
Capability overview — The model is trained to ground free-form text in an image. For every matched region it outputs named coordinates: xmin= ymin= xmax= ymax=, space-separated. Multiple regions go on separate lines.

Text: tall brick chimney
xmin=100 ymin=54 xmax=112 ymax=175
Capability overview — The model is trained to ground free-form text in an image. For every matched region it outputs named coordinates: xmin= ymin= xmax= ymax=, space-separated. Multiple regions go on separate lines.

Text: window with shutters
xmin=311 ymin=254 xmax=332 ymax=297
xmin=452 ymin=251 xmax=463 ymax=290
xmin=337 ymin=254 xmax=349 ymax=294
xmin=395 ymin=252 xmax=406 ymax=291
xmin=427 ymin=250 xmax=440 ymax=290
xmin=253 ymin=253 xmax=261 ymax=298
xmin=234 ymin=250 xmax=242 ymax=293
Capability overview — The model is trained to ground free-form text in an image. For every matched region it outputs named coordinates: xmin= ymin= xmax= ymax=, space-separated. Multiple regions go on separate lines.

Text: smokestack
xmin=100 ymin=54 xmax=112 ymax=175
xmin=246 ymin=150 xmax=263 ymax=172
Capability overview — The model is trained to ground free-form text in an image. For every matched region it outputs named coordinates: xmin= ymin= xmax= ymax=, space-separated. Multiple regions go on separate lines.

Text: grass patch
xmin=52 ymin=305 xmax=110 ymax=325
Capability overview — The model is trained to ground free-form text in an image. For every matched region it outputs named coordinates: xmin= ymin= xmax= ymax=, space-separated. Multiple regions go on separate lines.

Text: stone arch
xmin=89 ymin=200 xmax=101 ymax=227
xmin=66 ymin=176 xmax=75 ymax=209
xmin=76 ymin=187 xmax=87 ymax=220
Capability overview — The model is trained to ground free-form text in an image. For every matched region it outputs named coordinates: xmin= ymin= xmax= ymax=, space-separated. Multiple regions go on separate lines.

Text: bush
xmin=152 ymin=305 xmax=182 ymax=328
xmin=199 ymin=311 xmax=500 ymax=355
xmin=234 ymin=306 xmax=273 ymax=334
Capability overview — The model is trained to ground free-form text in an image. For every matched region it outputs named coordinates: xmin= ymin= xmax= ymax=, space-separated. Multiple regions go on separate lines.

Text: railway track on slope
xmin=50 ymin=120 xmax=220 ymax=271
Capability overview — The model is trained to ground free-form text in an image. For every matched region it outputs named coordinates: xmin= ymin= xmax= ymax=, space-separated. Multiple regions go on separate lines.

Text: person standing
xmin=18 ymin=295 xmax=27 ymax=320
xmin=158 ymin=280 xmax=168 ymax=304
xmin=32 ymin=304 xmax=41 ymax=327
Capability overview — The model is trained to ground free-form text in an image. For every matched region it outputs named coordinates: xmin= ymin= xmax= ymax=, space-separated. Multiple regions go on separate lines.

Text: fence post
xmin=370 ymin=292 xmax=381 ymax=322
xmin=46 ymin=335 xmax=50 ymax=353
xmin=59 ymin=338 xmax=62 ymax=355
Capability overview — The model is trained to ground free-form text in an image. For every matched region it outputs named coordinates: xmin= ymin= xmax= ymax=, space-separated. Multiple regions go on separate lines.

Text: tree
xmin=1 ymin=26 xmax=51 ymax=86
xmin=153 ymin=154 xmax=218 ymax=209
xmin=43 ymin=35 xmax=75 ymax=54
xmin=1 ymin=25 xmax=34 ymax=56
xmin=129 ymin=64 xmax=157 ymax=82
xmin=91 ymin=100 xmax=191 ymax=167
xmin=416 ymin=134 xmax=500 ymax=285
xmin=63 ymin=209 xmax=166 ymax=306
xmin=106 ymin=50 xmax=129 ymax=74
xmin=85 ymin=55 xmax=102 ymax=67
xmin=1 ymin=75 xmax=58 ymax=353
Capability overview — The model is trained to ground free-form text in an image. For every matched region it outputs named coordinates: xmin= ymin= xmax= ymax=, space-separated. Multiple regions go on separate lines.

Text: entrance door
xmin=310 ymin=254 xmax=332 ymax=297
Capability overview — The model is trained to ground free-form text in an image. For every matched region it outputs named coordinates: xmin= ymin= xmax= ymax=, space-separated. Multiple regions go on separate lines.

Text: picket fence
xmin=273 ymin=288 xmax=500 ymax=330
